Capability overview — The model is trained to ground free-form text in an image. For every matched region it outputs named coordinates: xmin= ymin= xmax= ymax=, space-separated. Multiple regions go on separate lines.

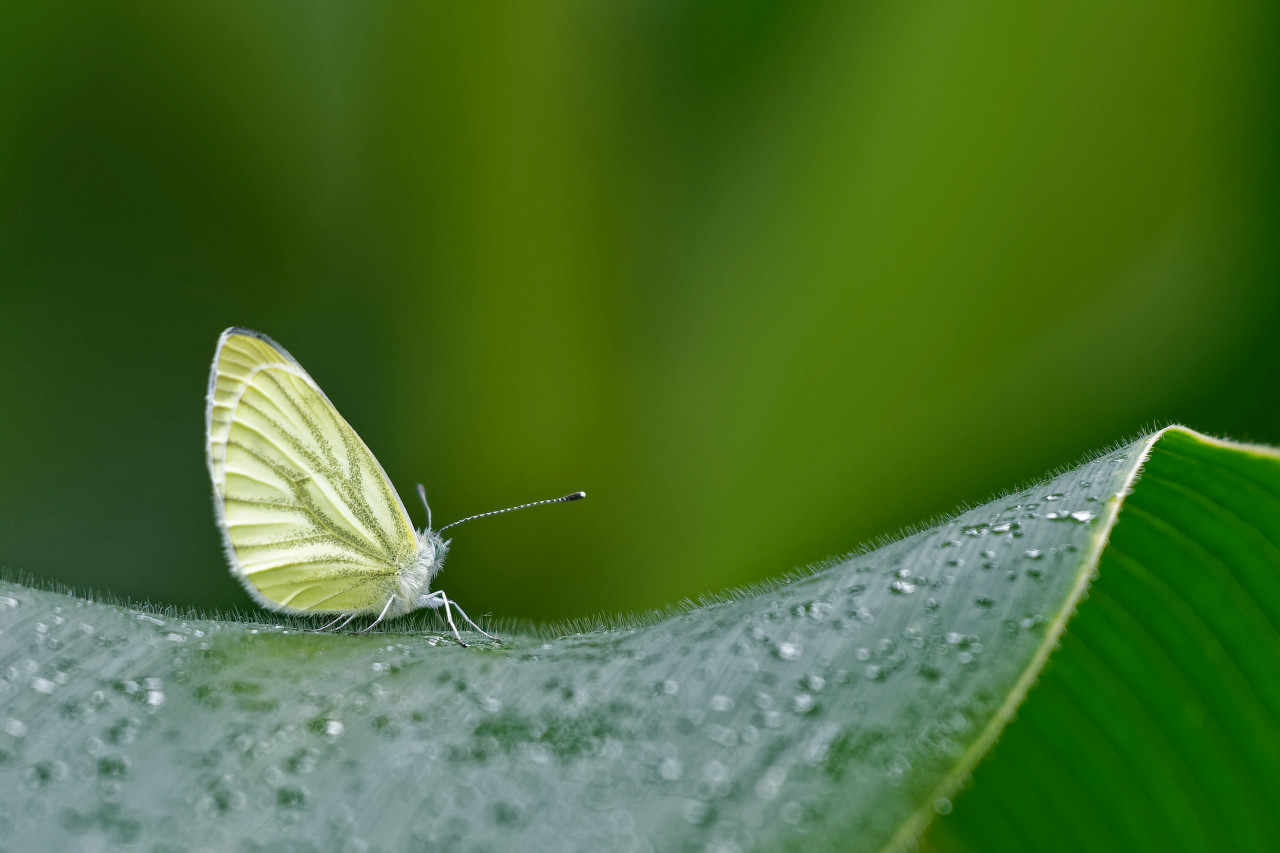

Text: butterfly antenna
xmin=437 ymin=491 xmax=586 ymax=534
xmin=416 ymin=484 xmax=432 ymax=530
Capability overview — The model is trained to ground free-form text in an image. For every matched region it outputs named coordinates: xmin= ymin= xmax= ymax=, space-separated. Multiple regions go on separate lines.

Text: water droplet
xmin=934 ymin=797 xmax=953 ymax=815
xmin=662 ymin=680 xmax=679 ymax=695
xmin=1024 ymin=549 xmax=1043 ymax=560
xmin=792 ymin=694 xmax=816 ymax=714
xmin=25 ymin=760 xmax=68 ymax=787
xmin=0 ymin=595 xmax=20 ymax=608
xmin=1071 ymin=510 xmax=1096 ymax=523
xmin=780 ymin=802 xmax=804 ymax=824
xmin=804 ymin=674 xmax=826 ymax=692
xmin=659 ymin=758 xmax=683 ymax=781
xmin=808 ymin=602 xmax=834 ymax=620
xmin=4 ymin=718 xmax=28 ymax=738
xmin=889 ymin=580 xmax=917 ymax=595
xmin=683 ymin=799 xmax=711 ymax=825
xmin=776 ymin=643 xmax=802 ymax=661
xmin=324 ymin=720 xmax=344 ymax=738
xmin=707 ymin=724 xmax=738 ymax=747
xmin=276 ymin=785 xmax=309 ymax=809
xmin=709 ymin=695 xmax=734 ymax=712
xmin=97 ymin=755 xmax=130 ymax=778
xmin=31 ymin=677 xmax=55 ymax=694
xmin=974 ymin=596 xmax=995 ymax=608
xmin=755 ymin=766 xmax=786 ymax=800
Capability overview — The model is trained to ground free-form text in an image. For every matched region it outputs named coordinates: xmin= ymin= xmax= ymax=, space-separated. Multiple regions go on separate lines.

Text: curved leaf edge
xmin=884 ymin=424 xmax=1280 ymax=852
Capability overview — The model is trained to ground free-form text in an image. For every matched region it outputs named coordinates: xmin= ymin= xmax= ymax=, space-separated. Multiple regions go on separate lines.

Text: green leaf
xmin=927 ymin=427 xmax=1280 ymax=853
xmin=1 ymin=426 xmax=1277 ymax=852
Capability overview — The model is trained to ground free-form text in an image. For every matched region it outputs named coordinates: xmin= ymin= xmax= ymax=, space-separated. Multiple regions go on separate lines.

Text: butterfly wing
xmin=205 ymin=328 xmax=418 ymax=615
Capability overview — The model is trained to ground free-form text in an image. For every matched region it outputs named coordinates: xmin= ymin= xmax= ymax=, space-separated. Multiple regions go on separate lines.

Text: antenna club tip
xmin=566 ymin=491 xmax=587 ymax=501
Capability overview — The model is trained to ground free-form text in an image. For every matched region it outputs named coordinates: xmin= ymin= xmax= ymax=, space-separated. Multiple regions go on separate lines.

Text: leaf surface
xmin=1 ymin=427 xmax=1276 ymax=852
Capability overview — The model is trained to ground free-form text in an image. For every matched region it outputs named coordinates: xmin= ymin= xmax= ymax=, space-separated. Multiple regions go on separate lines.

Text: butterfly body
xmin=392 ymin=529 xmax=449 ymax=618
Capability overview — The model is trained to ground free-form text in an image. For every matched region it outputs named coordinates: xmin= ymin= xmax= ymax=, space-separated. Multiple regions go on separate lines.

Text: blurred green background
xmin=1 ymin=1 xmax=1277 ymax=623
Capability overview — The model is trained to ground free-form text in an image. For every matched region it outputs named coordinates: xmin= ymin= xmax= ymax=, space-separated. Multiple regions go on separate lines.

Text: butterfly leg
xmin=447 ymin=598 xmax=499 ymax=642
xmin=319 ymin=612 xmax=358 ymax=631
xmin=419 ymin=590 xmax=468 ymax=647
xmin=357 ymin=596 xmax=397 ymax=634
xmin=437 ymin=593 xmax=469 ymax=647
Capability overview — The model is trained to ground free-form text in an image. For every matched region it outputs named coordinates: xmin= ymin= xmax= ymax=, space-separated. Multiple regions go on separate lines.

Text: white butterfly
xmin=204 ymin=327 xmax=584 ymax=644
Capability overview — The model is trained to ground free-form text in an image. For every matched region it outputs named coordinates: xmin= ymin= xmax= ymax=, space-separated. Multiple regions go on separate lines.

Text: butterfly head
xmin=415 ymin=528 xmax=450 ymax=571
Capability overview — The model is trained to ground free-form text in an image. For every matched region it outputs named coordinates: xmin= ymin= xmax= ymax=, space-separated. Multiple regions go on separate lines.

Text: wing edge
xmin=203 ymin=327 xmax=415 ymax=617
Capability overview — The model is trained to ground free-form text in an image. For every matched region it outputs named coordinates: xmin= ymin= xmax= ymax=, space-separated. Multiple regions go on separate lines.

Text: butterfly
xmin=204 ymin=327 xmax=584 ymax=645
